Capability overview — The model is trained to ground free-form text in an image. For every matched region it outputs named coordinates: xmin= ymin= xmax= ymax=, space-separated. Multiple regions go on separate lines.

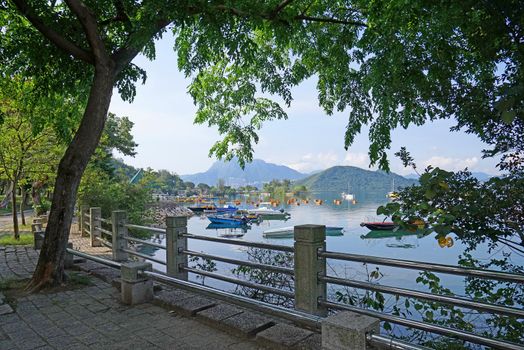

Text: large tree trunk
xmin=27 ymin=63 xmax=116 ymax=291
xmin=11 ymin=180 xmax=19 ymax=240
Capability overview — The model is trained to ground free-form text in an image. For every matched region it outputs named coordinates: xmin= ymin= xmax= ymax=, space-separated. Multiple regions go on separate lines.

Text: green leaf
xmin=501 ymin=110 xmax=516 ymax=124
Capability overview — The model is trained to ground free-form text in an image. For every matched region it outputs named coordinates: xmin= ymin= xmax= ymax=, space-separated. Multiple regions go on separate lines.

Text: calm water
xmin=141 ymin=192 xmax=521 ymax=296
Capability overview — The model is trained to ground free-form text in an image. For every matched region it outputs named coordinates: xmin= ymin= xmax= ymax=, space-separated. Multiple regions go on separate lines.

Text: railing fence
xmin=76 ymin=207 xmax=524 ymax=350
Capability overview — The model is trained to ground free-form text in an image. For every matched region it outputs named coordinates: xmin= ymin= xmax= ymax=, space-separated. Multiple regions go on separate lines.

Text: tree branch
xmin=10 ymin=0 xmax=94 ymax=64
xmin=64 ymin=0 xmax=109 ymax=62
xmin=270 ymin=0 xmax=294 ymax=18
xmin=294 ymin=14 xmax=367 ymax=27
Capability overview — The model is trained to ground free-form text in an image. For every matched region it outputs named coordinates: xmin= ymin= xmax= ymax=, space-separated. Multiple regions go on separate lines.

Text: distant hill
xmin=295 ymin=166 xmax=417 ymax=198
xmin=181 ymin=159 xmax=306 ymax=187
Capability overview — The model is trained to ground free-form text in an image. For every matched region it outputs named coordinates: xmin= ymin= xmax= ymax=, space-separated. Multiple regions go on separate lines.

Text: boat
xmin=386 ymin=179 xmax=399 ymax=199
xmin=360 ymin=230 xmax=428 ymax=239
xmin=247 ymin=207 xmax=287 ymax=216
xmin=188 ymin=203 xmax=216 ymax=213
xmin=341 ymin=182 xmax=355 ymax=201
xmin=216 ymin=204 xmax=239 ymax=214
xmin=206 ymin=223 xmax=249 ymax=235
xmin=207 ymin=215 xmax=249 ymax=225
xmin=263 ymin=226 xmax=344 ymax=238
xmin=360 ymin=221 xmax=396 ymax=230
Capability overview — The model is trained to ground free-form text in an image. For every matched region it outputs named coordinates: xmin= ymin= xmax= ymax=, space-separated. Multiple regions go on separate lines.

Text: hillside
xmin=181 ymin=159 xmax=306 ymax=187
xmin=295 ymin=166 xmax=417 ymax=198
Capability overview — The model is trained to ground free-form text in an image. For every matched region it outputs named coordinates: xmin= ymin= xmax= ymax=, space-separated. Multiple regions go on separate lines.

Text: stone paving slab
xmin=256 ymin=323 xmax=315 ymax=349
xmin=0 ymin=245 xmax=268 ymax=350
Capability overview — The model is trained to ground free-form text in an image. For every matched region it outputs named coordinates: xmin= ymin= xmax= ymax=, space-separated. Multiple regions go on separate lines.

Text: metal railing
xmin=78 ymin=208 xmax=524 ymax=350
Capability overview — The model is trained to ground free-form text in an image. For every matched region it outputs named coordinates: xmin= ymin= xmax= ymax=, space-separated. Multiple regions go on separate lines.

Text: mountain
xmin=294 ymin=166 xmax=417 ymax=198
xmin=471 ymin=172 xmax=493 ymax=182
xmin=181 ymin=159 xmax=306 ymax=187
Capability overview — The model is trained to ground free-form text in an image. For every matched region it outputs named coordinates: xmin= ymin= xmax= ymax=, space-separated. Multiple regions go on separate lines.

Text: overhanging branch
xmin=10 ymin=0 xmax=94 ymax=64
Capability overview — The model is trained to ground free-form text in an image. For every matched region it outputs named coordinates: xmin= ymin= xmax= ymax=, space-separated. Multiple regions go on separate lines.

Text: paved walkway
xmin=0 ymin=246 xmax=263 ymax=350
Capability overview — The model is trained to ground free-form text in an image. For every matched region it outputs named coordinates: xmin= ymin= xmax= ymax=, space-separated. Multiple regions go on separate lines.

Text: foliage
xmin=232 ymin=248 xmax=294 ymax=307
xmin=0 ymin=233 xmax=33 ymax=246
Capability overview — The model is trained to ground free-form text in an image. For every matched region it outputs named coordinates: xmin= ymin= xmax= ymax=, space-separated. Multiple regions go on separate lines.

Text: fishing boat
xmin=207 ymin=215 xmax=248 ymax=225
xmin=263 ymin=226 xmax=344 ymax=238
xmin=360 ymin=221 xmax=396 ymax=231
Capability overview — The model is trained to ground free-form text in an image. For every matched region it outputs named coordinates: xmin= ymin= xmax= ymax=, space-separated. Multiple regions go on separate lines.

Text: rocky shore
xmin=149 ymin=202 xmax=193 ymax=227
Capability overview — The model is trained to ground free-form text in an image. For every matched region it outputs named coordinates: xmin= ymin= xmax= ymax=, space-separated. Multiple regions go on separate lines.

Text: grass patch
xmin=67 ymin=272 xmax=93 ymax=286
xmin=0 ymin=233 xmax=33 ymax=246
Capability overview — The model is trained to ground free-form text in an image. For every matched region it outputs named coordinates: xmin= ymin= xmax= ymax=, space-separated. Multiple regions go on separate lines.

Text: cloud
xmin=342 ymin=152 xmax=370 ymax=168
xmin=423 ymin=156 xmax=479 ymax=171
xmin=288 ymin=152 xmax=339 ymax=172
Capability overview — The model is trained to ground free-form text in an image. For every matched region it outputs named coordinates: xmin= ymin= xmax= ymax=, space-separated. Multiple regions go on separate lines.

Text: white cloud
xmin=423 ymin=156 xmax=479 ymax=171
xmin=342 ymin=152 xmax=370 ymax=168
xmin=288 ymin=152 xmax=339 ymax=172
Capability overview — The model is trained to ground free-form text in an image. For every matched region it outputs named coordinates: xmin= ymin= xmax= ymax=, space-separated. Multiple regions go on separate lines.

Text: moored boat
xmin=247 ymin=206 xmax=287 ymax=216
xmin=263 ymin=226 xmax=344 ymax=238
xmin=360 ymin=221 xmax=396 ymax=230
xmin=216 ymin=204 xmax=239 ymax=214
xmin=208 ymin=215 xmax=248 ymax=225
xmin=188 ymin=204 xmax=216 ymax=213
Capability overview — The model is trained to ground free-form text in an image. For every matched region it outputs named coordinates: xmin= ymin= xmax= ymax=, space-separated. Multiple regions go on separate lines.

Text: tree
xmin=0 ymin=78 xmax=64 ymax=239
xmin=2 ymin=1 xmax=522 ymax=290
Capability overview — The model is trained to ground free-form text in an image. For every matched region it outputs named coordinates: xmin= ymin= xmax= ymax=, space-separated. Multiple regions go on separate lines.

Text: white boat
xmin=263 ymin=226 xmax=344 ymax=238
xmin=341 ymin=182 xmax=355 ymax=201
xmin=341 ymin=192 xmax=354 ymax=200
xmin=247 ymin=207 xmax=286 ymax=216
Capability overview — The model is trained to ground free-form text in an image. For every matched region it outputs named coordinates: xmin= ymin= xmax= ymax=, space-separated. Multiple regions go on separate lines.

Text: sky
xmin=109 ymin=34 xmax=500 ymax=176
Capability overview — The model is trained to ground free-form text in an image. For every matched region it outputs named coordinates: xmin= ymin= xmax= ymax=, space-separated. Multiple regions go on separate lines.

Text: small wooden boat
xmin=360 ymin=221 xmax=396 ymax=231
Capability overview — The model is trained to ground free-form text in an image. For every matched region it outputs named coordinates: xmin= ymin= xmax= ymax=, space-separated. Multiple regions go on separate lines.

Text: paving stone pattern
xmin=0 ymin=272 xmax=263 ymax=349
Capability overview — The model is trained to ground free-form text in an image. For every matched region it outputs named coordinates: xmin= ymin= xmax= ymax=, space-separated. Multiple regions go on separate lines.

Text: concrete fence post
xmin=121 ymin=261 xmax=153 ymax=305
xmin=89 ymin=207 xmax=102 ymax=247
xmin=79 ymin=205 xmax=89 ymax=237
xmin=111 ymin=210 xmax=129 ymax=261
xmin=165 ymin=216 xmax=188 ymax=280
xmin=321 ymin=311 xmax=380 ymax=350
xmin=64 ymin=242 xmax=74 ymax=268
xmin=293 ymin=224 xmax=327 ymax=317
xmin=32 ymin=218 xmax=44 ymax=250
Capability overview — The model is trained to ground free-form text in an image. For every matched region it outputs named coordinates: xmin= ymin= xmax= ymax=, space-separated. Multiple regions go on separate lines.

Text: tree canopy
xmin=1 ymin=1 xmax=522 ymax=289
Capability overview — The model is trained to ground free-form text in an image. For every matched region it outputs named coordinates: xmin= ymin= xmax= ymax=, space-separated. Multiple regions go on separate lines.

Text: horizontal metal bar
xmin=182 ymin=266 xmax=295 ymax=298
xmin=367 ymin=333 xmax=431 ymax=350
xmin=83 ymin=228 xmax=91 ymax=235
xmin=142 ymin=270 xmax=321 ymax=329
xmin=99 ymin=217 xmax=111 ymax=224
xmin=320 ymin=300 xmax=523 ymax=350
xmin=182 ymin=233 xmax=295 ymax=253
xmin=122 ymin=248 xmax=166 ymax=265
xmin=94 ymin=236 xmax=112 ymax=248
xmin=320 ymin=275 xmax=524 ymax=318
xmin=84 ymin=222 xmax=90 ymax=228
xmin=66 ymin=248 xmax=121 ymax=269
xmin=319 ymin=251 xmax=524 ymax=284
xmin=98 ymin=227 xmax=113 ymax=236
xmin=183 ymin=250 xmax=294 ymax=275
xmin=83 ymin=214 xmax=90 ymax=219
xmin=124 ymin=236 xmax=166 ymax=250
xmin=125 ymin=223 xmax=166 ymax=234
